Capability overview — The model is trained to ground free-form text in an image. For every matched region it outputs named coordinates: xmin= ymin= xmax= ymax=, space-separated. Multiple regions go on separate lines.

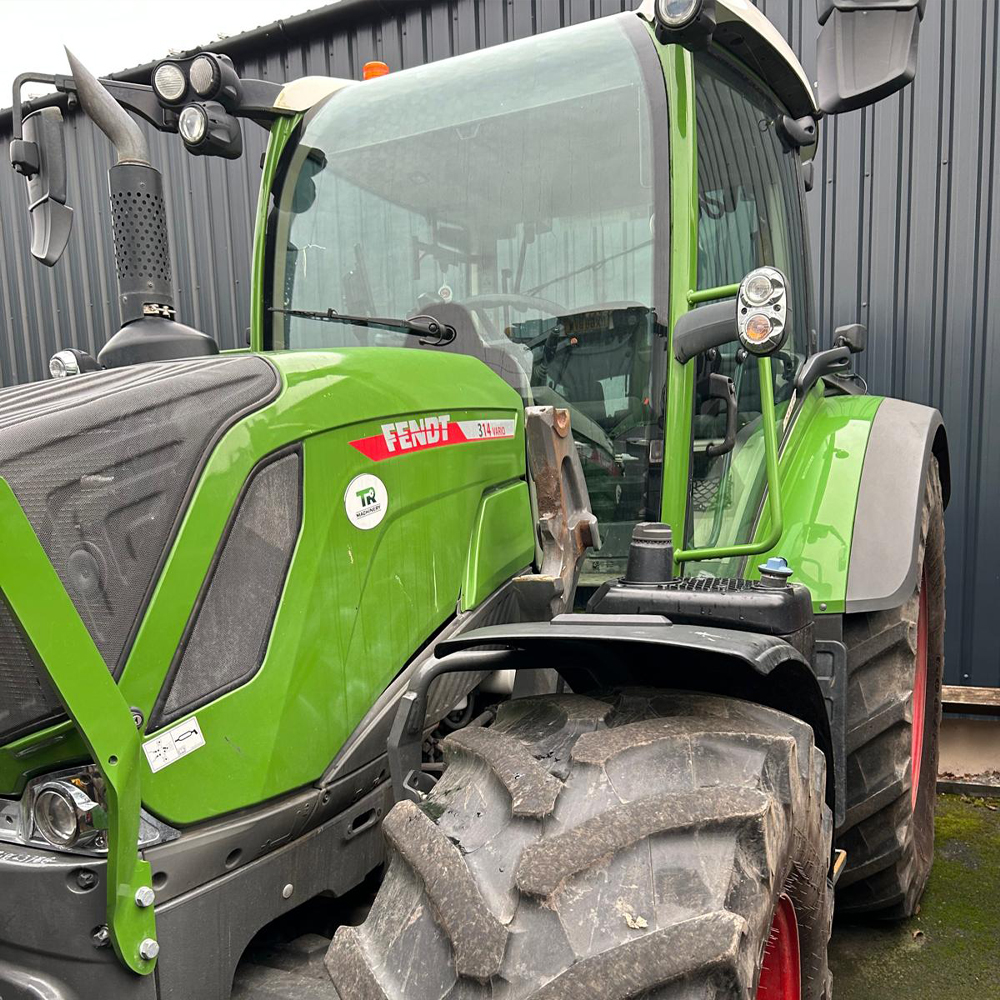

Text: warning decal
xmin=143 ymin=716 xmax=206 ymax=773
xmin=350 ymin=414 xmax=515 ymax=462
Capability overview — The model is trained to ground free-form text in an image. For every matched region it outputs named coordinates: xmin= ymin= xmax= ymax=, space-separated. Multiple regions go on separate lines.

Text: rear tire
xmin=836 ymin=457 xmax=945 ymax=918
xmin=326 ymin=690 xmax=833 ymax=998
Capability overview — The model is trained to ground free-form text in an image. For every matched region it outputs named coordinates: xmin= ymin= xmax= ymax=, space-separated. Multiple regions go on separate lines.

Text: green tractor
xmin=2 ymin=0 xmax=946 ymax=997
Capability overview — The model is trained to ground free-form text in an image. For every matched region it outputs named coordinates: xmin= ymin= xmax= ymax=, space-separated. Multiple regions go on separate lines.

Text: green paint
xmin=749 ymin=388 xmax=882 ymax=611
xmin=829 ymin=795 xmax=1000 ymax=1000
xmin=0 ymin=720 xmax=87 ymax=796
xmin=0 ymin=481 xmax=156 ymax=974
xmin=117 ymin=348 xmax=526 ymax=824
xmin=652 ymin=34 xmax=699 ymax=561
xmin=687 ymin=282 xmax=739 ymax=304
xmin=250 ymin=114 xmax=300 ymax=353
xmin=461 ymin=481 xmax=535 ymax=611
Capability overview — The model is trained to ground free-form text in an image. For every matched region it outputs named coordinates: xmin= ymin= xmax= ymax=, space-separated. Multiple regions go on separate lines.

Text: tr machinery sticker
xmin=344 ymin=473 xmax=388 ymax=529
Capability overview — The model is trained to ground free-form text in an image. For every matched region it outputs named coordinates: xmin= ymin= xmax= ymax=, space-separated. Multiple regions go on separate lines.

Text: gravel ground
xmin=829 ymin=793 xmax=1000 ymax=998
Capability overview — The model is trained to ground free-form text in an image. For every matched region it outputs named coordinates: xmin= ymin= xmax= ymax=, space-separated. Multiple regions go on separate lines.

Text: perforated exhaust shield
xmin=0 ymin=356 xmax=279 ymax=743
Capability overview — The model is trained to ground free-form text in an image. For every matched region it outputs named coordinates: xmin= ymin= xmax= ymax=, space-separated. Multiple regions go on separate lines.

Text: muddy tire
xmin=326 ymin=690 xmax=833 ymax=999
xmin=836 ymin=457 xmax=945 ymax=919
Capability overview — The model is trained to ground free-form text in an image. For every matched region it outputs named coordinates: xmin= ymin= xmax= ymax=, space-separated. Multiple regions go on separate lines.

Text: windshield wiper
xmin=269 ymin=307 xmax=456 ymax=345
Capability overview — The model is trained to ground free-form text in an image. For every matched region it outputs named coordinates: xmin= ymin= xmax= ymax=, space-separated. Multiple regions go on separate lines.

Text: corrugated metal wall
xmin=0 ymin=0 xmax=996 ymax=687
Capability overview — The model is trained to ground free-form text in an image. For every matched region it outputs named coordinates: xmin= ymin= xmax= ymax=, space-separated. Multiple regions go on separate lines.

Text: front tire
xmin=326 ymin=690 xmax=833 ymax=998
xmin=836 ymin=456 xmax=945 ymax=918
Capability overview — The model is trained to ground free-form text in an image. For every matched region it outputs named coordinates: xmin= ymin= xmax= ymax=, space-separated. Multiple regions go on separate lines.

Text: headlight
xmin=655 ymin=0 xmax=703 ymax=28
xmin=179 ymin=105 xmax=208 ymax=146
xmin=737 ymin=265 xmax=788 ymax=356
xmin=48 ymin=347 xmax=100 ymax=379
xmin=32 ymin=781 xmax=102 ymax=848
xmin=189 ymin=55 xmax=219 ymax=98
xmin=152 ymin=62 xmax=187 ymax=103
xmin=0 ymin=766 xmax=180 ymax=857
xmin=49 ymin=349 xmax=80 ymax=378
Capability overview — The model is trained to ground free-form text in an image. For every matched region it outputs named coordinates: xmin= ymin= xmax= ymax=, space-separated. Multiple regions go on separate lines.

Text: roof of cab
xmin=637 ymin=0 xmax=817 ymax=118
xmin=277 ymin=1 xmax=818 ymax=121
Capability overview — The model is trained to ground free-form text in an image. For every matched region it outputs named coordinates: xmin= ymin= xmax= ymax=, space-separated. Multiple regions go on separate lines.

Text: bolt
xmin=282 ymin=883 xmax=294 ymax=899
xmin=77 ymin=870 xmax=97 ymax=890
xmin=139 ymin=938 xmax=160 ymax=961
xmin=135 ymin=886 xmax=155 ymax=908
xmin=92 ymin=925 xmax=110 ymax=948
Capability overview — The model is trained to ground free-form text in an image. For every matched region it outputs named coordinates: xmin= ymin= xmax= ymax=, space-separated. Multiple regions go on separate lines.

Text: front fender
xmin=846 ymin=397 xmax=948 ymax=613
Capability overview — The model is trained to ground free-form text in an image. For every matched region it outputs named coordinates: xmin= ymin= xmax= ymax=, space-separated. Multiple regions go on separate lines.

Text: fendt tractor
xmin=1 ymin=0 xmax=945 ymax=997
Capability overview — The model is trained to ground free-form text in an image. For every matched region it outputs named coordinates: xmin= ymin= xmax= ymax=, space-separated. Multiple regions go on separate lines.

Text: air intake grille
xmin=0 ymin=599 xmax=63 ymax=743
xmin=0 ymin=355 xmax=279 ymax=743
xmin=153 ymin=448 xmax=303 ymax=728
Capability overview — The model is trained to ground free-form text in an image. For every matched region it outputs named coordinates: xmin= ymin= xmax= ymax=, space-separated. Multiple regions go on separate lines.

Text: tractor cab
xmin=265 ymin=14 xmax=665 ymax=580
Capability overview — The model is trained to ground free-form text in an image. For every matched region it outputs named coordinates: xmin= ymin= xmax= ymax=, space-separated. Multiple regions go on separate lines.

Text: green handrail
xmin=674 ymin=355 xmax=784 ymax=563
xmin=0 ymin=478 xmax=157 ymax=974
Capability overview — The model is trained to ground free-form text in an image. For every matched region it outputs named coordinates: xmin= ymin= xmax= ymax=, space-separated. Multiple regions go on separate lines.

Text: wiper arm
xmin=269 ymin=307 xmax=456 ymax=345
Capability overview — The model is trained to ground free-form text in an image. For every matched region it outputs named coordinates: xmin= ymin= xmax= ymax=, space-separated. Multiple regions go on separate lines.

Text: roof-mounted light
xmin=653 ymin=0 xmax=717 ymax=49
xmin=362 ymin=61 xmax=390 ymax=80
xmin=152 ymin=62 xmax=186 ymax=104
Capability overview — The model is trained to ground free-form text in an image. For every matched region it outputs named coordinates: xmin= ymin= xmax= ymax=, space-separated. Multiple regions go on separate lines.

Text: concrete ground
xmin=829 ymin=793 xmax=1000 ymax=998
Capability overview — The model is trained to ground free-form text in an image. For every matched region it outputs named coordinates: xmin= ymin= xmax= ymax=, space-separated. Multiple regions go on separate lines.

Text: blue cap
xmin=758 ymin=556 xmax=793 ymax=578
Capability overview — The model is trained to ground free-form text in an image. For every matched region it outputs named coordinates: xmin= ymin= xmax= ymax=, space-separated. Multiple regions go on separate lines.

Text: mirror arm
xmin=794 ymin=345 xmax=852 ymax=396
xmin=673 ymin=298 xmax=738 ymax=363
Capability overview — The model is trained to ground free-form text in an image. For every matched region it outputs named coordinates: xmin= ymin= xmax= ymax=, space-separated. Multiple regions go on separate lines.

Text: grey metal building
xmin=0 ymin=0 xmax=997 ymax=688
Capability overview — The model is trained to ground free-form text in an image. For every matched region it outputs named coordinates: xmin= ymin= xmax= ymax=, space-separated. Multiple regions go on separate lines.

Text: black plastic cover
xmin=0 ymin=357 xmax=279 ymax=708
xmin=588 ymin=575 xmax=813 ymax=636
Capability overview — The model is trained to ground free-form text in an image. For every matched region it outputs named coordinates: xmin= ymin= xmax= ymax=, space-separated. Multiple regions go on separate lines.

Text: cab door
xmin=683 ymin=47 xmax=813 ymax=576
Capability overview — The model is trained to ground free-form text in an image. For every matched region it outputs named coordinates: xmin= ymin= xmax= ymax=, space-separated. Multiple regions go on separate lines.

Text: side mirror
xmin=12 ymin=107 xmax=73 ymax=266
xmin=816 ymin=0 xmax=926 ymax=115
xmin=835 ymin=322 xmax=867 ymax=353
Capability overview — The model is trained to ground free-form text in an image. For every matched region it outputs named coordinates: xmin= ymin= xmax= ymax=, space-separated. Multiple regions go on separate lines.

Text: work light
xmin=656 ymin=0 xmax=702 ymax=28
xmin=186 ymin=53 xmax=243 ymax=109
xmin=177 ymin=102 xmax=243 ymax=159
xmin=178 ymin=104 xmax=208 ymax=145
xmin=737 ymin=266 xmax=788 ymax=356
xmin=653 ymin=0 xmax=716 ymax=47
xmin=152 ymin=62 xmax=186 ymax=103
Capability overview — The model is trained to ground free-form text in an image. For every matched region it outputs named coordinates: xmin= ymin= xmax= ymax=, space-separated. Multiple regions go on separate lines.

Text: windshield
xmin=267 ymin=13 xmax=667 ymax=580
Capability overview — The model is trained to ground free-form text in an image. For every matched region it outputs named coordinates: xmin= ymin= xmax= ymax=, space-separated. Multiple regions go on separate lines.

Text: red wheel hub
xmin=757 ymin=894 xmax=800 ymax=999
xmin=911 ymin=568 xmax=929 ymax=811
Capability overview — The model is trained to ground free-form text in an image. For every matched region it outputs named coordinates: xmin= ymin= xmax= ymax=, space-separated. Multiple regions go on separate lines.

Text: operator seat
xmin=406 ymin=302 xmax=532 ymax=400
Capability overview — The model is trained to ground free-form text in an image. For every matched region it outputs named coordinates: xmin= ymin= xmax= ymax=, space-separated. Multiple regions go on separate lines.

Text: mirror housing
xmin=816 ymin=0 xmax=926 ymax=115
xmin=835 ymin=322 xmax=867 ymax=353
xmin=13 ymin=107 xmax=73 ymax=266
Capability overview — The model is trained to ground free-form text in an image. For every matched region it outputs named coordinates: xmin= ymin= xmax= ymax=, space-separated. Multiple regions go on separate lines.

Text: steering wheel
xmin=459 ymin=292 xmax=568 ymax=342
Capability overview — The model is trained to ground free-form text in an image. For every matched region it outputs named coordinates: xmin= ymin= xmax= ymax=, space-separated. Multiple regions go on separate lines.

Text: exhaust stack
xmin=66 ymin=49 xmax=217 ymax=368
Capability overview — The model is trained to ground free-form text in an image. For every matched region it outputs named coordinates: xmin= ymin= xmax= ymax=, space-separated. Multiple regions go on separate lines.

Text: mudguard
xmin=388 ymin=617 xmax=836 ymax=816
xmin=846 ymin=398 xmax=949 ymax=614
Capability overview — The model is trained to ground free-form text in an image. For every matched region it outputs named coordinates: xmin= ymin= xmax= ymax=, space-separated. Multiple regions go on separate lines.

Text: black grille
xmin=659 ymin=577 xmax=754 ymax=593
xmin=0 ymin=356 xmax=279 ymax=740
xmin=0 ymin=599 xmax=63 ymax=743
xmin=153 ymin=448 xmax=302 ymax=727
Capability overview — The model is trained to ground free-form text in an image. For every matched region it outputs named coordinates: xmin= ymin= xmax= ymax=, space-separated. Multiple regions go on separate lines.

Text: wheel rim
xmin=911 ymin=567 xmax=929 ymax=811
xmin=757 ymin=894 xmax=801 ymax=999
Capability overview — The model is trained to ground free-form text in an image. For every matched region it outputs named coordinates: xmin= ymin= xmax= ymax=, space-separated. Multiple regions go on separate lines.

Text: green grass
xmin=829 ymin=794 xmax=1000 ymax=998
